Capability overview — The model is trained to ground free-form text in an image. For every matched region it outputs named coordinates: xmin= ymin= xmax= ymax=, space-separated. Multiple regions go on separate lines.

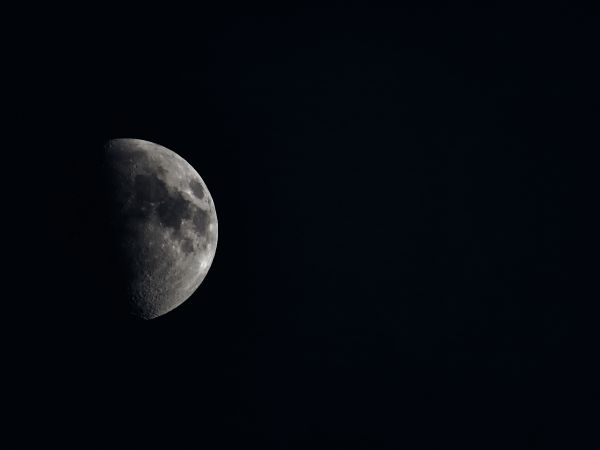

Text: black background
xmin=24 ymin=4 xmax=599 ymax=449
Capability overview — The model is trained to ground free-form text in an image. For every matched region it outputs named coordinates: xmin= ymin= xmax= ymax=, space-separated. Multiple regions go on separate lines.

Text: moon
xmin=102 ymin=138 xmax=218 ymax=320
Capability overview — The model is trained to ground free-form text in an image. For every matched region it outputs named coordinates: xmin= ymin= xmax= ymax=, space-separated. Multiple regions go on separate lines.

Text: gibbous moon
xmin=102 ymin=138 xmax=218 ymax=319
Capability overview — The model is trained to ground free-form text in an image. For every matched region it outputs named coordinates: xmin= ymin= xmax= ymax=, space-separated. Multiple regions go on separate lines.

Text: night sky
xmin=26 ymin=5 xmax=599 ymax=449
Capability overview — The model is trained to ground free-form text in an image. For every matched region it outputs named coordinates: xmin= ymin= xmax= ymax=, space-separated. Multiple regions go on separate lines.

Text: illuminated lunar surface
xmin=103 ymin=138 xmax=218 ymax=319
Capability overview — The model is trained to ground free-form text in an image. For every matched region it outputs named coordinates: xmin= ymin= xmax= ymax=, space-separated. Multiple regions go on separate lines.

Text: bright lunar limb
xmin=103 ymin=138 xmax=218 ymax=319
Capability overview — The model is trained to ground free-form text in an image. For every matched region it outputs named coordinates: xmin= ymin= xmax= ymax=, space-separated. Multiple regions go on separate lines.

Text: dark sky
xmin=26 ymin=5 xmax=599 ymax=449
